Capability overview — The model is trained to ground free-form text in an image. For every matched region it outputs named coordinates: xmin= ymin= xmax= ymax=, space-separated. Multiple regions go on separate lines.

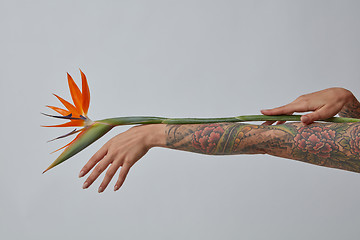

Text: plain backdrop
xmin=1 ymin=0 xmax=360 ymax=239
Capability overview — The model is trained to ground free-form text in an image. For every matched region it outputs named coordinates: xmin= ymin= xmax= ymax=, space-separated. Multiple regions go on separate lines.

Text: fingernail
xmin=114 ymin=185 xmax=119 ymax=191
xmin=79 ymin=171 xmax=84 ymax=178
xmin=98 ymin=186 xmax=103 ymax=193
xmin=82 ymin=182 xmax=89 ymax=189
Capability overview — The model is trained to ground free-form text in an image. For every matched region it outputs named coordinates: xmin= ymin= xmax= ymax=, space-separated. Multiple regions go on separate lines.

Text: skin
xmin=261 ymin=87 xmax=359 ymax=125
xmin=79 ymin=87 xmax=360 ymax=193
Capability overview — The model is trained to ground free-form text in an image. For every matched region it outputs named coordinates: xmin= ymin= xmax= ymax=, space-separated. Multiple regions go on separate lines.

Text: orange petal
xmin=67 ymin=73 xmax=83 ymax=114
xmin=51 ymin=129 xmax=85 ymax=154
xmin=53 ymin=94 xmax=81 ymax=116
xmin=80 ymin=69 xmax=90 ymax=115
xmin=42 ymin=120 xmax=84 ymax=128
xmin=46 ymin=105 xmax=71 ymax=116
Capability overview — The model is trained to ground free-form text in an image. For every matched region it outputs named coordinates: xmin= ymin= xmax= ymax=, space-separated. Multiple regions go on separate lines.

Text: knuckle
xmin=296 ymin=101 xmax=309 ymax=110
xmin=294 ymin=96 xmax=303 ymax=102
xmin=94 ymin=150 xmax=104 ymax=159
xmin=105 ymin=151 xmax=116 ymax=161
xmin=297 ymin=94 xmax=307 ymax=100
xmin=105 ymin=169 xmax=115 ymax=178
xmin=88 ymin=156 xmax=97 ymax=163
xmin=275 ymin=106 xmax=285 ymax=111
xmin=94 ymin=166 xmax=104 ymax=174
xmin=295 ymin=95 xmax=309 ymax=104
xmin=308 ymin=112 xmax=318 ymax=120
xmin=104 ymin=139 xmax=114 ymax=148
xmin=315 ymin=112 xmax=326 ymax=119
xmin=123 ymin=159 xmax=133 ymax=168
xmin=298 ymin=97 xmax=309 ymax=105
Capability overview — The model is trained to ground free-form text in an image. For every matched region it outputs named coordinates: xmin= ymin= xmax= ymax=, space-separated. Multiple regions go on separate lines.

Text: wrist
xmin=336 ymin=88 xmax=355 ymax=104
xmin=341 ymin=89 xmax=359 ymax=109
xmin=142 ymin=124 xmax=167 ymax=148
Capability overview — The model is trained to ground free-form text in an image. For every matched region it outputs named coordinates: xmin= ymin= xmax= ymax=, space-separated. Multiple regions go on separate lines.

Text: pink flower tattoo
xmin=350 ymin=125 xmax=360 ymax=155
xmin=192 ymin=124 xmax=225 ymax=154
xmin=294 ymin=126 xmax=338 ymax=158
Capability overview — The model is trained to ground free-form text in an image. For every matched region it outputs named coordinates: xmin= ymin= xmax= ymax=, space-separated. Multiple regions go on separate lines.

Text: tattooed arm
xmin=80 ymin=121 xmax=360 ymax=192
xmin=165 ymin=122 xmax=360 ymax=173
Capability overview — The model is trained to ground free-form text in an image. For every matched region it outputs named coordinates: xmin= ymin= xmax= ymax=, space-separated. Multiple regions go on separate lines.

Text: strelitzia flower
xmin=44 ymin=71 xmax=91 ymax=145
xmin=43 ymin=71 xmax=360 ymax=173
xmin=43 ymin=70 xmax=113 ymax=173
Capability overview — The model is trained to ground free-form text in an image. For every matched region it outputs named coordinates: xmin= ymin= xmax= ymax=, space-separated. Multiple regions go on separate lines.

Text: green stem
xmin=44 ymin=114 xmax=360 ymax=172
xmin=96 ymin=114 xmax=360 ymax=127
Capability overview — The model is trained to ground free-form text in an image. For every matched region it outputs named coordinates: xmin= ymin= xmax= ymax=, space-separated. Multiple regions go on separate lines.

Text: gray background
xmin=1 ymin=0 xmax=360 ymax=239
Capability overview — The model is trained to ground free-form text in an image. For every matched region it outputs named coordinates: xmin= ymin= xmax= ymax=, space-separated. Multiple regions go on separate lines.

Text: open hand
xmin=261 ymin=87 xmax=354 ymax=125
xmin=78 ymin=124 xmax=165 ymax=193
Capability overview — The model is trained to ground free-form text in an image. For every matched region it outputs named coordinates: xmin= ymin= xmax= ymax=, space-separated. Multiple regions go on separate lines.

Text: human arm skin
xmin=338 ymin=91 xmax=360 ymax=118
xmin=79 ymin=121 xmax=360 ymax=193
xmin=261 ymin=87 xmax=360 ymax=125
xmin=165 ymin=122 xmax=360 ymax=171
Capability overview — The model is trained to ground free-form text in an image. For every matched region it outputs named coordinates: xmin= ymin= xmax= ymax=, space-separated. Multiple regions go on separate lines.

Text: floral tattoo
xmin=192 ymin=124 xmax=225 ymax=154
xmin=293 ymin=126 xmax=338 ymax=158
xmin=166 ymin=121 xmax=360 ymax=173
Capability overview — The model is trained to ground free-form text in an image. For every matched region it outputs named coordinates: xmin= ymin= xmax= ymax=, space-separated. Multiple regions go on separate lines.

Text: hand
xmin=261 ymin=87 xmax=354 ymax=125
xmin=78 ymin=124 xmax=165 ymax=193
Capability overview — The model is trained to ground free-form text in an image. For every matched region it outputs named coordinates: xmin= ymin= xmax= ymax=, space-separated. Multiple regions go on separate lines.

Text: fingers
xmin=301 ymin=105 xmax=341 ymax=125
xmin=79 ymin=145 xmax=108 ymax=177
xmin=114 ymin=162 xmax=132 ymax=191
xmin=261 ymin=103 xmax=299 ymax=125
xmin=262 ymin=120 xmax=276 ymax=125
xmin=78 ymin=125 xmax=153 ymax=193
xmin=261 ymin=108 xmax=295 ymax=125
xmin=261 ymin=88 xmax=349 ymax=125
xmin=80 ymin=152 xmax=133 ymax=193
xmin=98 ymin=160 xmax=123 ymax=193
xmin=82 ymin=154 xmax=114 ymax=190
xmin=261 ymin=104 xmax=295 ymax=116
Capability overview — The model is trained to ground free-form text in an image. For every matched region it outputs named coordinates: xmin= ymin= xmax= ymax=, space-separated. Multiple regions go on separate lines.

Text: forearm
xmin=158 ymin=122 xmax=360 ymax=173
xmin=164 ymin=123 xmax=277 ymax=155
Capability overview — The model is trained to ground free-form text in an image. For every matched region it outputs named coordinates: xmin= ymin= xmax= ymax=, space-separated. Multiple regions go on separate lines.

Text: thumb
xmin=300 ymin=105 xmax=338 ymax=125
xmin=301 ymin=112 xmax=325 ymax=125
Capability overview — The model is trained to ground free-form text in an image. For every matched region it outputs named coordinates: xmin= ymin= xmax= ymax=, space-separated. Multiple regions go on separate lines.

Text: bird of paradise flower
xmin=43 ymin=71 xmax=360 ymax=173
xmin=43 ymin=70 xmax=113 ymax=173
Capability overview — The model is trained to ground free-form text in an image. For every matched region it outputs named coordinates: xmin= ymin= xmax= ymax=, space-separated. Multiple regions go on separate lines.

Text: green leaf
xmin=43 ymin=123 xmax=113 ymax=173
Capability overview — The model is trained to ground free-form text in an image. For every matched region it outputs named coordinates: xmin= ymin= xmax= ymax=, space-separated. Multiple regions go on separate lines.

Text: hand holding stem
xmin=261 ymin=87 xmax=358 ymax=125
